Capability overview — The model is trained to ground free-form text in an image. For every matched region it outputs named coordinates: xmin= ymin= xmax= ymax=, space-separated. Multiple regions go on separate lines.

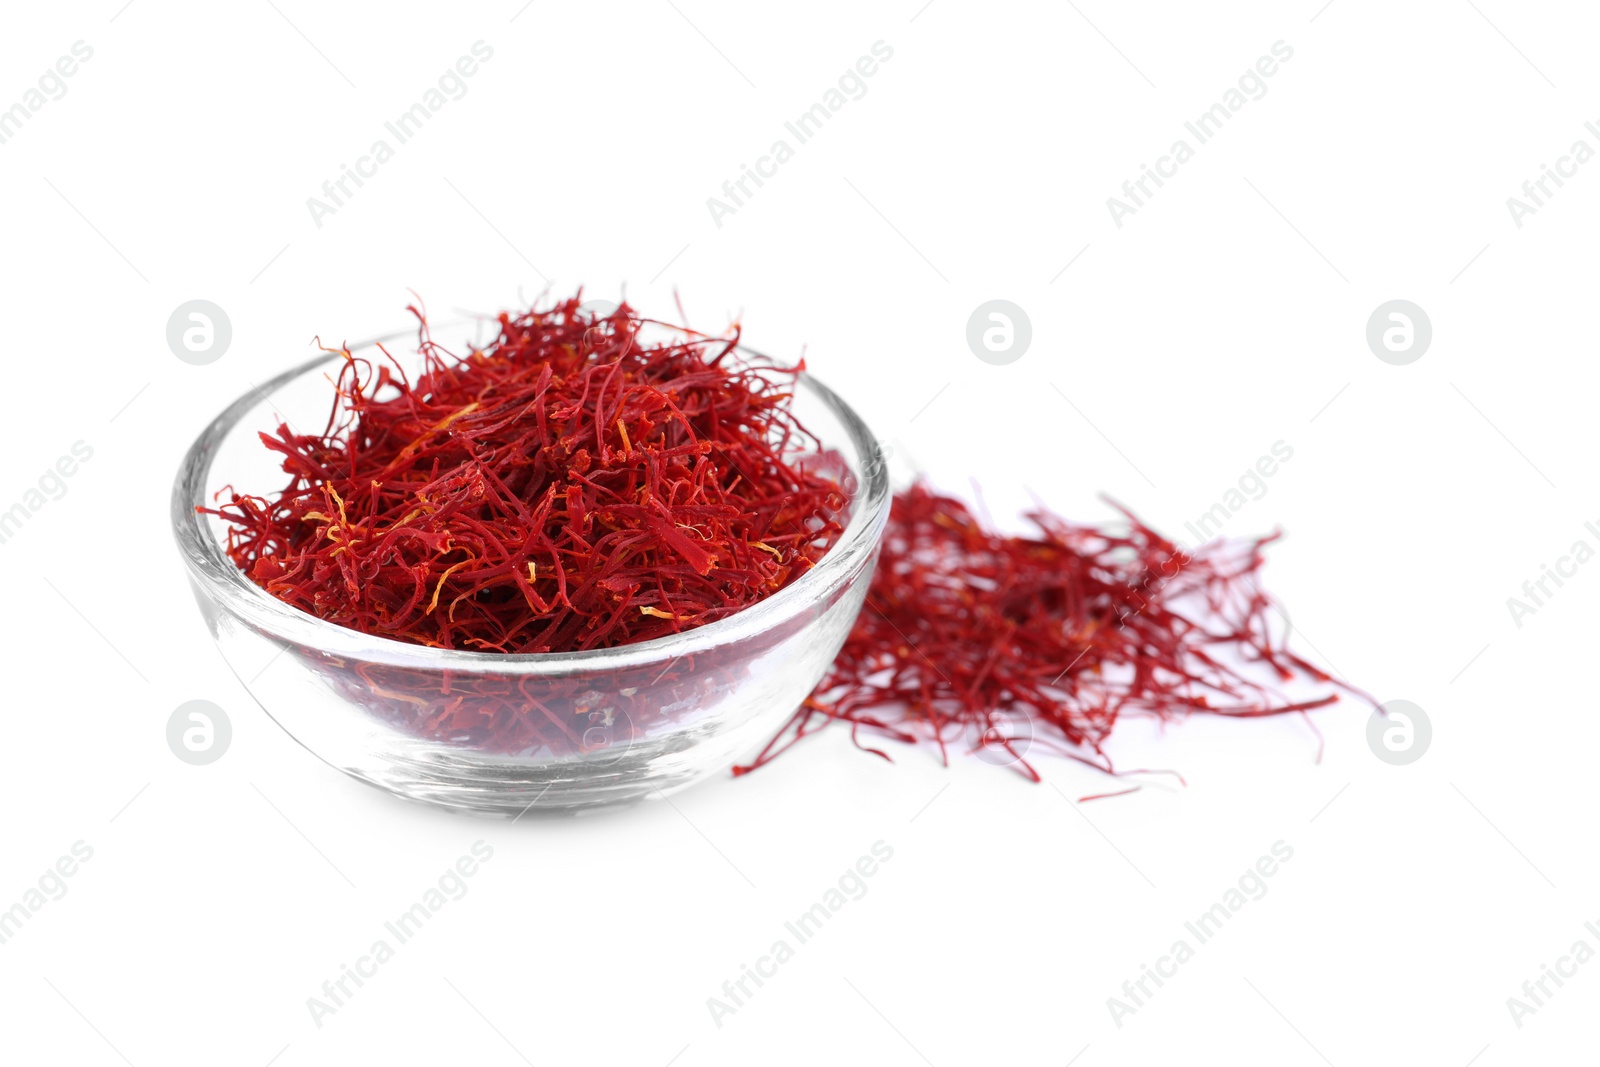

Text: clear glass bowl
xmin=171 ymin=325 xmax=889 ymax=815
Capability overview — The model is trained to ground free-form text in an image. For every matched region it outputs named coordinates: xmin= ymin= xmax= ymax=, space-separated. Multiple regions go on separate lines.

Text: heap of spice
xmin=738 ymin=483 xmax=1367 ymax=786
xmin=208 ymin=293 xmax=1364 ymax=780
xmin=207 ymin=297 xmax=846 ymax=653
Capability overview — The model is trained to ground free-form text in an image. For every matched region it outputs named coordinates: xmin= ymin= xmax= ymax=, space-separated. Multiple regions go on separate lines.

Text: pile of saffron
xmin=208 ymin=293 xmax=1363 ymax=776
xmin=738 ymin=483 xmax=1365 ymax=785
xmin=207 ymin=297 xmax=845 ymax=653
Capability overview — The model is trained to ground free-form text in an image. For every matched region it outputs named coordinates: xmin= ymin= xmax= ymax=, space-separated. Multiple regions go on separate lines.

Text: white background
xmin=0 ymin=1 xmax=1593 ymax=1063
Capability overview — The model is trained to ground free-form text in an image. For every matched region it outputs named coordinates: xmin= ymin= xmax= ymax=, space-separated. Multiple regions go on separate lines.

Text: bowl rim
xmin=171 ymin=318 xmax=890 ymax=675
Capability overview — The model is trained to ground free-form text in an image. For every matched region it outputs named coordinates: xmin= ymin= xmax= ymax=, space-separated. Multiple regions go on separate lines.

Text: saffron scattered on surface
xmin=739 ymin=483 xmax=1370 ymax=787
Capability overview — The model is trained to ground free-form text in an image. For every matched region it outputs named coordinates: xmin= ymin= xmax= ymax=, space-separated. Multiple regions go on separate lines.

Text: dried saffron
xmin=205 ymin=290 xmax=1365 ymax=785
xmin=205 ymin=295 xmax=847 ymax=654
xmin=738 ymin=482 xmax=1370 ymax=789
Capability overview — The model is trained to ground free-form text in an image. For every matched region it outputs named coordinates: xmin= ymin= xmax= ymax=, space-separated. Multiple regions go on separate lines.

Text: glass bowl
xmin=171 ymin=324 xmax=889 ymax=815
